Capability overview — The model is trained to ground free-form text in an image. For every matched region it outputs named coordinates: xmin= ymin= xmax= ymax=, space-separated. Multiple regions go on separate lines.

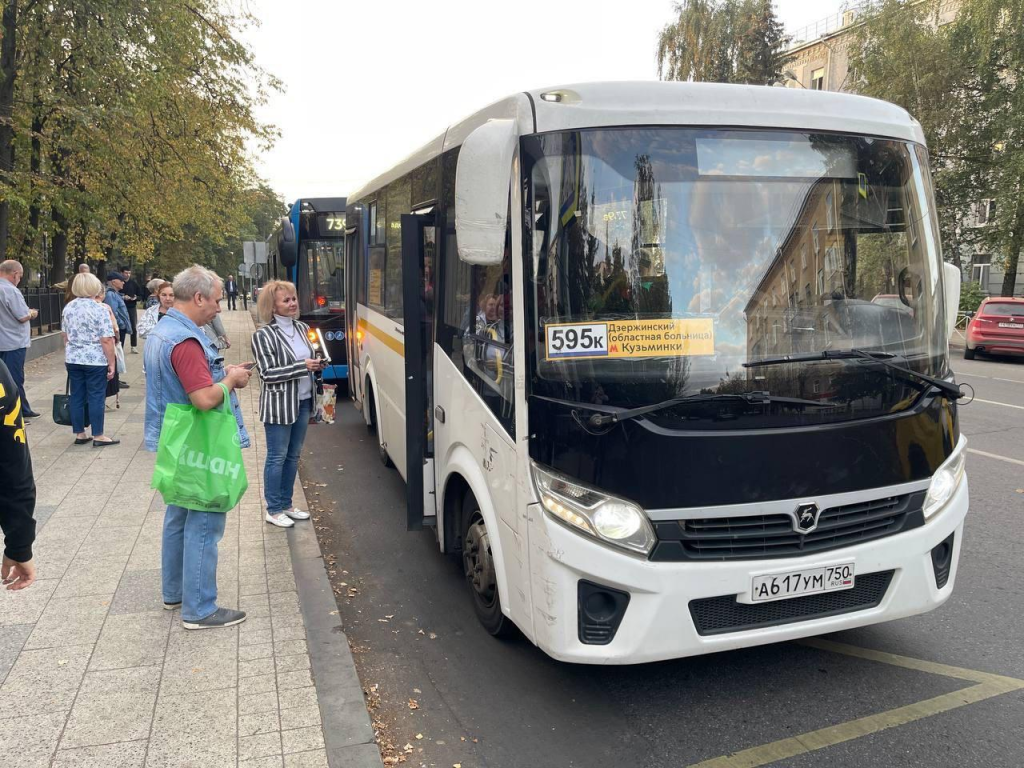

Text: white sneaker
xmin=284 ymin=507 xmax=310 ymax=520
xmin=265 ymin=512 xmax=294 ymax=528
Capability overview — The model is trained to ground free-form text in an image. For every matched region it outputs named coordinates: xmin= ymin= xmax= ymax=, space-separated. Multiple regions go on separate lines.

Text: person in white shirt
xmin=0 ymin=260 xmax=39 ymax=418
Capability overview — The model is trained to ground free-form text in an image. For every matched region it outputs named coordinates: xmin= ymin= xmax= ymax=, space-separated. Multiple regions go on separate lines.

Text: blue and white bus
xmin=266 ymin=197 xmax=349 ymax=382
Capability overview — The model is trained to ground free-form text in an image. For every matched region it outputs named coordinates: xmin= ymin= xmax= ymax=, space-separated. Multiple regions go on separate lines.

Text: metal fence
xmin=22 ymin=287 xmax=64 ymax=337
xmin=788 ymin=1 xmax=881 ymax=47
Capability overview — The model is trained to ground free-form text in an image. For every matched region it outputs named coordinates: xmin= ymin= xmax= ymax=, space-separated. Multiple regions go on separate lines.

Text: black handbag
xmin=53 ymin=376 xmax=90 ymax=428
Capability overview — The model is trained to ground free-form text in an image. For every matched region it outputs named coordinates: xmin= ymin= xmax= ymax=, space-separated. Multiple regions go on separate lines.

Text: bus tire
xmin=461 ymin=494 xmax=514 ymax=638
xmin=366 ymin=384 xmax=394 ymax=468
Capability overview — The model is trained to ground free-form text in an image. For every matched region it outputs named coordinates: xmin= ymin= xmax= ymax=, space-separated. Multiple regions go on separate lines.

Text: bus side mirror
xmin=942 ymin=261 xmax=961 ymax=338
xmin=278 ymin=217 xmax=298 ymax=268
xmin=455 ymin=119 xmax=517 ymax=266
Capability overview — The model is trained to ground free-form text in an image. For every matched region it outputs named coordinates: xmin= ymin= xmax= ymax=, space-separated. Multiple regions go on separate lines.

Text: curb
xmin=286 ymin=479 xmax=384 ymax=768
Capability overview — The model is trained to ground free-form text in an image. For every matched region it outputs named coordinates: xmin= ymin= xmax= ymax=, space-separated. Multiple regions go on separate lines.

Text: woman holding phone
xmin=251 ymin=280 xmax=326 ymax=528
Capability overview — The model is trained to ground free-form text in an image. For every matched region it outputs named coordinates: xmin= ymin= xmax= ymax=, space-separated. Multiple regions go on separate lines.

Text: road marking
xmin=687 ymin=639 xmax=1024 ymax=768
xmin=971 ymin=397 xmax=1024 ymax=410
xmin=968 ymin=448 xmax=1024 ymax=468
xmin=958 ymin=373 xmax=1024 ymax=384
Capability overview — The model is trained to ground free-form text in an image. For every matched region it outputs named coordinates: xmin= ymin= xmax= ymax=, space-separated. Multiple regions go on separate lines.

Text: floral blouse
xmin=63 ymin=298 xmax=115 ymax=366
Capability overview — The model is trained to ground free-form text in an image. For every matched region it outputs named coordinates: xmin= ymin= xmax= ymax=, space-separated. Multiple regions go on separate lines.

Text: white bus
xmin=344 ymin=82 xmax=968 ymax=664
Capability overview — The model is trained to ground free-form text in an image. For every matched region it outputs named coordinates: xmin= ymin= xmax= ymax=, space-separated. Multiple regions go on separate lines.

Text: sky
xmin=241 ymin=0 xmax=848 ymax=203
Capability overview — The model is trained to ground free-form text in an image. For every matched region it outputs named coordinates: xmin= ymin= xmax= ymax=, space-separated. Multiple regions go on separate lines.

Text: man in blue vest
xmin=144 ymin=265 xmax=253 ymax=629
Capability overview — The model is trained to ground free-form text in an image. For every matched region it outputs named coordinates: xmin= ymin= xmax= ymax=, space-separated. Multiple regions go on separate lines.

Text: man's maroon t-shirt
xmin=170 ymin=339 xmax=213 ymax=394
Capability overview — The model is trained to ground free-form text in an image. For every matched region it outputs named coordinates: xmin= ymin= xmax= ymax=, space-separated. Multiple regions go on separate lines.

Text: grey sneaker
xmin=183 ymin=607 xmax=247 ymax=630
xmin=163 ymin=601 xmax=181 ymax=611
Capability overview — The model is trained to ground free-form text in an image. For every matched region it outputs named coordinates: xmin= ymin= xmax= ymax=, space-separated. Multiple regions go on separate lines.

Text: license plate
xmin=751 ymin=563 xmax=855 ymax=603
xmin=997 ymin=322 xmax=1023 ymax=329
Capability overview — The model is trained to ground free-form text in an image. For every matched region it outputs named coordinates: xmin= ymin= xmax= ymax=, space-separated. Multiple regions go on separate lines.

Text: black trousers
xmin=227 ymin=292 xmax=237 ymax=310
xmin=120 ymin=328 xmax=128 ymax=347
xmin=126 ymin=303 xmax=138 ymax=348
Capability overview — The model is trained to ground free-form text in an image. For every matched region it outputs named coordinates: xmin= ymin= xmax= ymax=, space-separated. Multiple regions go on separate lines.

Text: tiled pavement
xmin=0 ymin=309 xmax=345 ymax=767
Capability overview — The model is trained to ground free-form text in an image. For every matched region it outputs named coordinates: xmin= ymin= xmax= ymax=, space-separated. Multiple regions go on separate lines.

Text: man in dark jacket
xmin=225 ymin=275 xmax=239 ymax=310
xmin=120 ymin=266 xmax=143 ymax=354
xmin=0 ymin=357 xmax=36 ymax=590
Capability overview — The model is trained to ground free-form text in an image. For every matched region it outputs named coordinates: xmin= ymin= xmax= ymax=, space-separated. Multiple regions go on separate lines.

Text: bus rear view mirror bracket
xmin=942 ymin=261 xmax=961 ymax=339
xmin=277 ymin=216 xmax=298 ymax=268
xmin=455 ymin=118 xmax=517 ymax=266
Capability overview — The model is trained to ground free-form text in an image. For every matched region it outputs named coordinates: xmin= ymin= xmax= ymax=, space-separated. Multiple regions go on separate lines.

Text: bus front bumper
xmin=525 ymin=478 xmax=968 ymax=665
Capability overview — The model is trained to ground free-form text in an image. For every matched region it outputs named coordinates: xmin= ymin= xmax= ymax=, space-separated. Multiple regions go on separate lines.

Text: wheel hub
xmin=463 ymin=518 xmax=496 ymax=603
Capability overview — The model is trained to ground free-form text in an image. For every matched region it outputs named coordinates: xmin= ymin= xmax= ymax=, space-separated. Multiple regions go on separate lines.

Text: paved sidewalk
xmin=0 ymin=309 xmax=375 ymax=767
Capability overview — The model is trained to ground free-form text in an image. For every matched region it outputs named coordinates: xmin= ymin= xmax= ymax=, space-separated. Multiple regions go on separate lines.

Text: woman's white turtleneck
xmin=275 ymin=314 xmax=313 ymax=401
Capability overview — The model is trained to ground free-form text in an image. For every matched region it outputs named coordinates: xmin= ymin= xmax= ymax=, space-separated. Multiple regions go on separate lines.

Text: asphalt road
xmin=301 ymin=351 xmax=1024 ymax=768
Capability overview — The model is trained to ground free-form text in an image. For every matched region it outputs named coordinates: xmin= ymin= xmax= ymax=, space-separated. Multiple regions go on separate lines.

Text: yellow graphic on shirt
xmin=0 ymin=381 xmax=27 ymax=443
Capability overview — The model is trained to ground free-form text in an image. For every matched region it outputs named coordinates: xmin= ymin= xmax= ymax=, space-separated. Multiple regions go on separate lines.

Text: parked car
xmin=964 ymin=297 xmax=1024 ymax=359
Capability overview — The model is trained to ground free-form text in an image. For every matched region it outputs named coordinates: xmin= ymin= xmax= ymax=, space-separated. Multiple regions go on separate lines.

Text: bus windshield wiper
xmin=586 ymin=392 xmax=829 ymax=427
xmin=743 ymin=348 xmax=962 ymax=401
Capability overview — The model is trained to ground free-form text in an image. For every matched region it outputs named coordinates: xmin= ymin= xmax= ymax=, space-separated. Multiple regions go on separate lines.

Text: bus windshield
xmin=522 ymin=128 xmax=949 ymax=429
xmin=303 ymin=240 xmax=345 ymax=314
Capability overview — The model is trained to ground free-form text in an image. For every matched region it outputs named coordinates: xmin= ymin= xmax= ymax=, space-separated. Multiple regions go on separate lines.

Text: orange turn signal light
xmin=356 ymin=330 xmax=364 ymax=342
xmin=307 ymin=330 xmax=318 ymax=342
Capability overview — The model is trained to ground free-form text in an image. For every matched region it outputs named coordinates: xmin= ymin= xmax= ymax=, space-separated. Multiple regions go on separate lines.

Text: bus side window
xmin=438 ymin=147 xmax=515 ymax=437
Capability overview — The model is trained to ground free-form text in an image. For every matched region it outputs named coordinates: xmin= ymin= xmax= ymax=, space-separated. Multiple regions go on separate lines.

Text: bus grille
xmin=689 ymin=570 xmax=894 ymax=636
xmin=651 ymin=492 xmax=924 ymax=562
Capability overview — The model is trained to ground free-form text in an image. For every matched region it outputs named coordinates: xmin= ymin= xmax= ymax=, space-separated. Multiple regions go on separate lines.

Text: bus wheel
xmin=462 ymin=498 xmax=513 ymax=637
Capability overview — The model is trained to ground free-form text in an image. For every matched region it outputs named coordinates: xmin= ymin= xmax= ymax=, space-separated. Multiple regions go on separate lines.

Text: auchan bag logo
xmin=179 ymin=449 xmax=242 ymax=481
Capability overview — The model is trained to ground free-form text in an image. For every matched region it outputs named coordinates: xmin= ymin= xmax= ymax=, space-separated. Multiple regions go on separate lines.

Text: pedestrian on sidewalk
xmin=203 ymin=313 xmax=231 ymax=351
xmin=0 ymin=260 xmax=40 ymax=419
xmin=143 ymin=278 xmax=162 ymax=309
xmin=103 ymin=272 xmax=132 ymax=389
xmin=252 ymin=280 xmax=324 ymax=528
xmin=63 ymin=263 xmax=91 ymax=306
xmin=120 ymin=266 xmax=142 ymax=354
xmin=144 ymin=264 xmax=253 ymax=630
xmin=225 ymin=274 xmax=239 ymax=310
xmin=0 ymin=357 xmax=35 ymax=590
xmin=62 ymin=273 xmax=119 ymax=446
xmin=137 ymin=281 xmax=174 ymax=338
xmin=95 ymin=289 xmax=123 ymax=411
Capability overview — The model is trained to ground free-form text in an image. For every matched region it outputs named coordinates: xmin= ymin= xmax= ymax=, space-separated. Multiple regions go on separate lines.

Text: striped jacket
xmin=251 ymin=319 xmax=317 ymax=425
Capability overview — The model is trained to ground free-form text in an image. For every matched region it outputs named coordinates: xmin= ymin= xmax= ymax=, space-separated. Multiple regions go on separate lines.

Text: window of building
xmin=976 ymin=199 xmax=997 ymax=226
xmin=826 ymin=191 xmax=835 ymax=231
xmin=811 ymin=68 xmax=825 ymax=90
xmin=817 ymin=269 xmax=824 ymax=295
xmin=368 ymin=246 xmax=386 ymax=310
xmin=812 ymin=223 xmax=820 ymax=253
xmin=801 ymin=242 xmax=808 ymax=270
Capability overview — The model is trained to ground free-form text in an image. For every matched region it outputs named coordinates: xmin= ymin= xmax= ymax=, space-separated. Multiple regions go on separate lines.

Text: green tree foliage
xmin=848 ymin=0 xmax=1024 ymax=296
xmin=657 ymin=0 xmax=790 ymax=85
xmin=0 ymin=1 xmax=281 ymax=282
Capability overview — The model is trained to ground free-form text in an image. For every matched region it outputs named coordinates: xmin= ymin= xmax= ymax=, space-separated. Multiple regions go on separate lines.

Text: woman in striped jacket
xmin=252 ymin=280 xmax=326 ymax=528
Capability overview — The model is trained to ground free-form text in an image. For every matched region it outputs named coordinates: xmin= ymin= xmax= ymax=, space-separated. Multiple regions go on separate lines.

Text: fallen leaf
xmin=57 ymin=659 xmax=68 ymax=666
xmin=415 ymin=733 xmax=423 ymax=740
xmin=408 ymin=699 xmax=419 ymax=709
xmin=413 ymin=688 xmax=422 ymax=694
xmin=403 ymin=744 xmax=414 ymax=753
xmin=428 ymin=632 xmax=438 ymax=640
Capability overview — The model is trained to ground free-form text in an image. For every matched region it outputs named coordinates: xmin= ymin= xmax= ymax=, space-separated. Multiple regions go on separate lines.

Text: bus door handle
xmin=394 ymin=326 xmax=405 ymax=335
xmin=434 ymin=406 xmax=445 ymax=424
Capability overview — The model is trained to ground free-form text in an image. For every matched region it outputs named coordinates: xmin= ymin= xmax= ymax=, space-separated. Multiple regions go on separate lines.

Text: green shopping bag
xmin=152 ymin=383 xmax=248 ymax=513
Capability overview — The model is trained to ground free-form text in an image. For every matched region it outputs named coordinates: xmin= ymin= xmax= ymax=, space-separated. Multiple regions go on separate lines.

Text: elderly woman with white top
xmin=61 ymin=273 xmax=119 ymax=446
xmin=251 ymin=280 xmax=326 ymax=528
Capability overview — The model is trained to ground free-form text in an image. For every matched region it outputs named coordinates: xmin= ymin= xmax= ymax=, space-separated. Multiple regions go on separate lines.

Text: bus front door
xmin=345 ymin=228 xmax=362 ymax=405
xmin=400 ymin=213 xmax=437 ymax=530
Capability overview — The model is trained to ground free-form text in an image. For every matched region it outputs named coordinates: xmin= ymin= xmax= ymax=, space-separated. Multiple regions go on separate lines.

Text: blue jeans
xmin=66 ymin=363 xmax=107 ymax=436
xmin=162 ymin=505 xmax=226 ymax=621
xmin=0 ymin=347 xmax=31 ymax=412
xmin=263 ymin=398 xmax=312 ymax=514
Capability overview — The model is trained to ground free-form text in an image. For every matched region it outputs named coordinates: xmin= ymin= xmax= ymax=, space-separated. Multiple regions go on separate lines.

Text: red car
xmin=964 ymin=296 xmax=1024 ymax=359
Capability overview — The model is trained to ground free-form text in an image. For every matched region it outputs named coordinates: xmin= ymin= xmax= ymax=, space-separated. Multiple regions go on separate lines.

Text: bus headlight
xmin=531 ymin=462 xmax=655 ymax=556
xmin=923 ymin=438 xmax=967 ymax=519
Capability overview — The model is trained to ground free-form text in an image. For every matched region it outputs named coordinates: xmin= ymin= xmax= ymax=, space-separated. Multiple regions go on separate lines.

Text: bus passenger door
xmin=400 ymin=213 xmax=437 ymax=529
xmin=345 ymin=228 xmax=362 ymax=405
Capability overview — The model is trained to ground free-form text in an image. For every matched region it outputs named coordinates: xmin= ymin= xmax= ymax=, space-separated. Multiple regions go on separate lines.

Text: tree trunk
xmin=51 ymin=207 xmax=68 ymax=283
xmin=0 ymin=0 xmax=20 ymax=259
xmin=1001 ymin=191 xmax=1024 ymax=297
xmin=18 ymin=110 xmax=43 ymax=261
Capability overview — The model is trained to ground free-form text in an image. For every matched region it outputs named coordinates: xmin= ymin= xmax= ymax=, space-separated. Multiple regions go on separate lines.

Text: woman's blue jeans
xmin=263 ymin=398 xmax=312 ymax=514
xmin=66 ymin=363 xmax=107 ymax=436
xmin=162 ymin=505 xmax=226 ymax=621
